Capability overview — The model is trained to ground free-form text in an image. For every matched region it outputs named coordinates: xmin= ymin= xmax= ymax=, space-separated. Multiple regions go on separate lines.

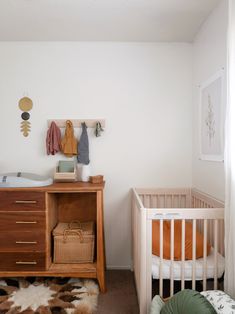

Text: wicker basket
xmin=53 ymin=221 xmax=95 ymax=263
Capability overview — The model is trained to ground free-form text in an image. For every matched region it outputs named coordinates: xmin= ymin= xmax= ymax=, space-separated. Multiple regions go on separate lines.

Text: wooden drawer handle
xmin=15 ymin=221 xmax=37 ymax=224
xmin=15 ymin=200 xmax=37 ymax=204
xmin=15 ymin=241 xmax=37 ymax=244
xmin=15 ymin=261 xmax=37 ymax=265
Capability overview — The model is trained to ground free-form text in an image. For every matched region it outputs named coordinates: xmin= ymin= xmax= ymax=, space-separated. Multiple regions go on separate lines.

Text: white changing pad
xmin=152 ymin=249 xmax=225 ymax=281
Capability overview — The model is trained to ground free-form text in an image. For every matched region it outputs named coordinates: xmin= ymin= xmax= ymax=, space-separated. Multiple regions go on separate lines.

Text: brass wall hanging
xmin=18 ymin=97 xmax=33 ymax=137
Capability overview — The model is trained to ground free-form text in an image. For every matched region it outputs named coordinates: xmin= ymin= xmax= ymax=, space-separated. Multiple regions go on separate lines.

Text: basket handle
xmin=63 ymin=229 xmax=84 ymax=243
xmin=68 ymin=220 xmax=82 ymax=230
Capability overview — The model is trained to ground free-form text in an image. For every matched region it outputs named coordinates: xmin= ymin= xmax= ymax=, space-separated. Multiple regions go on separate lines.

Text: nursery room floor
xmin=96 ymin=270 xmax=139 ymax=314
xmin=98 ymin=271 xmax=225 ymax=313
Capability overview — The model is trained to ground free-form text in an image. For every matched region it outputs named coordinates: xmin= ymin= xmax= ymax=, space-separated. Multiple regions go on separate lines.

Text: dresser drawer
xmin=0 ymin=252 xmax=46 ymax=270
xmin=0 ymin=231 xmax=45 ymax=252
xmin=0 ymin=212 xmax=45 ymax=232
xmin=0 ymin=192 xmax=45 ymax=211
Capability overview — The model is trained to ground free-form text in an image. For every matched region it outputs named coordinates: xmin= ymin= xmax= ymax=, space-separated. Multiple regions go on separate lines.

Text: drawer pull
xmin=15 ymin=221 xmax=37 ymax=224
xmin=15 ymin=241 xmax=37 ymax=244
xmin=15 ymin=261 xmax=37 ymax=265
xmin=15 ymin=200 xmax=37 ymax=204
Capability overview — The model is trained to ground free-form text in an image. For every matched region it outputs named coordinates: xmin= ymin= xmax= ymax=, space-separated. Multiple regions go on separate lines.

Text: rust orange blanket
xmin=152 ymin=220 xmax=211 ymax=260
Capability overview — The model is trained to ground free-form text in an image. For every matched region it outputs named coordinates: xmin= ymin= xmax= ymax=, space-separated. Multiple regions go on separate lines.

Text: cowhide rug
xmin=0 ymin=277 xmax=99 ymax=314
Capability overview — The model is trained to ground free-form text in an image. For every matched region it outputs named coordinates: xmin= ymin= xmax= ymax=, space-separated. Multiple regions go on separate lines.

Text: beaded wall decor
xmin=18 ymin=97 xmax=33 ymax=137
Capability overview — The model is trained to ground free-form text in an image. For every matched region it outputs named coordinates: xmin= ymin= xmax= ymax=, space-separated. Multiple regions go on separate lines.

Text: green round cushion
xmin=161 ymin=290 xmax=216 ymax=314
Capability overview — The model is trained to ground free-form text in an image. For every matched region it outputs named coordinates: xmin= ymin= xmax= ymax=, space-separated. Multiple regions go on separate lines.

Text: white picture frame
xmin=199 ymin=70 xmax=225 ymax=162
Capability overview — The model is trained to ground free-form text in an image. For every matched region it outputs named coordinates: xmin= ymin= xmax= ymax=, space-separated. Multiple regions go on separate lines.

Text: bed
xmin=132 ymin=188 xmax=224 ymax=314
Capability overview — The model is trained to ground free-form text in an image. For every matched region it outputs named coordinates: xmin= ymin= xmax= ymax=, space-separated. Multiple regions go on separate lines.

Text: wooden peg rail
xmin=47 ymin=119 xmax=105 ymax=128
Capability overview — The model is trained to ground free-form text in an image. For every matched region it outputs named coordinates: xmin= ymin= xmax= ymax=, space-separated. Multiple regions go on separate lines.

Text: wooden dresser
xmin=0 ymin=182 xmax=106 ymax=292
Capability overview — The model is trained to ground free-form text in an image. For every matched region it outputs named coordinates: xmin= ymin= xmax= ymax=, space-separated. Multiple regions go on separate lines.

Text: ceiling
xmin=0 ymin=0 xmax=220 ymax=41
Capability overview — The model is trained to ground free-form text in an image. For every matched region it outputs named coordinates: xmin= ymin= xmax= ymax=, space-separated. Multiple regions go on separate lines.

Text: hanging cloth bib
xmin=60 ymin=120 xmax=78 ymax=157
xmin=77 ymin=122 xmax=90 ymax=165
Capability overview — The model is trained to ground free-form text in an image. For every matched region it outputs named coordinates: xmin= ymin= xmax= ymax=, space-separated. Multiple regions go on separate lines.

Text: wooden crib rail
xmin=136 ymin=188 xmax=191 ymax=209
xmin=135 ymin=188 xmax=191 ymax=195
xmin=147 ymin=207 xmax=224 ymax=220
xmin=191 ymin=189 xmax=224 ymax=209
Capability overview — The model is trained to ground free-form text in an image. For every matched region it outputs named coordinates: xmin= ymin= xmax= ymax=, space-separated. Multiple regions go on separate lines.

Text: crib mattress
xmin=152 ymin=249 xmax=225 ymax=281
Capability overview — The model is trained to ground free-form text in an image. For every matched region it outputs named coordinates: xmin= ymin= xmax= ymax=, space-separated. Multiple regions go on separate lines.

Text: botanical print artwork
xmin=200 ymin=71 xmax=224 ymax=161
xmin=205 ymin=94 xmax=216 ymax=146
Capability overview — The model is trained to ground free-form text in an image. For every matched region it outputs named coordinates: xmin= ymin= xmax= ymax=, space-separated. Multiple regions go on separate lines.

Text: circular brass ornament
xmin=18 ymin=97 xmax=33 ymax=112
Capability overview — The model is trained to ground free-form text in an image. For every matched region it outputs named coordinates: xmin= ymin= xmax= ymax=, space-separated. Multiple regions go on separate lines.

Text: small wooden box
xmin=89 ymin=175 xmax=104 ymax=184
xmin=53 ymin=221 xmax=95 ymax=263
xmin=53 ymin=166 xmax=76 ymax=182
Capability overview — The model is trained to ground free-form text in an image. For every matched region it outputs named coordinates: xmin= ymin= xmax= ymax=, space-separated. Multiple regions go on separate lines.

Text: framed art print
xmin=199 ymin=70 xmax=224 ymax=161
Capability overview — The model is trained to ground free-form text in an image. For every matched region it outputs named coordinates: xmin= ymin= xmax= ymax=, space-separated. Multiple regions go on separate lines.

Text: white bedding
xmin=152 ymin=249 xmax=225 ymax=280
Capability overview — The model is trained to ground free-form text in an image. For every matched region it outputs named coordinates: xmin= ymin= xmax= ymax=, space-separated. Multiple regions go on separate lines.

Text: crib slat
xmin=209 ymin=220 xmax=213 ymax=252
xmin=170 ymin=219 xmax=174 ymax=297
xmin=143 ymin=195 xmax=147 ymax=207
xmin=219 ymin=220 xmax=224 ymax=256
xmin=160 ymin=219 xmax=163 ymax=297
xmin=181 ymin=219 xmax=185 ymax=290
xmin=214 ymin=219 xmax=218 ymax=289
xmin=203 ymin=219 xmax=208 ymax=290
xmin=192 ymin=219 xmax=196 ymax=290
xmin=134 ymin=202 xmax=140 ymax=298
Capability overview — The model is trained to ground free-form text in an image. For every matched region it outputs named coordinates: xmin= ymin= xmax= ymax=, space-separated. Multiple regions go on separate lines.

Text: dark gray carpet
xmin=96 ymin=270 xmax=139 ymax=314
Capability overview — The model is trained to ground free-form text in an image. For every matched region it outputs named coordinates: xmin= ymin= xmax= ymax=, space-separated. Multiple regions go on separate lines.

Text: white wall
xmin=192 ymin=0 xmax=228 ymax=202
xmin=0 ymin=42 xmax=192 ymax=268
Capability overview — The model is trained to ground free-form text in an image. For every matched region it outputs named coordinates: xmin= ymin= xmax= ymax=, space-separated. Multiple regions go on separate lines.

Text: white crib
xmin=132 ymin=188 xmax=224 ymax=314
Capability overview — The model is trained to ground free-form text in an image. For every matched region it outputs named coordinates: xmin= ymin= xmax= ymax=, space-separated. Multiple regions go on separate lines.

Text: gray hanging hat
xmin=77 ymin=122 xmax=90 ymax=165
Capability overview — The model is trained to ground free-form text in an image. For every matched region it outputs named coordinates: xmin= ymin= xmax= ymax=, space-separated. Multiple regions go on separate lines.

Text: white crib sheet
xmin=152 ymin=249 xmax=225 ymax=281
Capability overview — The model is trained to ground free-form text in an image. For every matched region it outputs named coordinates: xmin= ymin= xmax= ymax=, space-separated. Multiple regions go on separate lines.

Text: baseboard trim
xmin=106 ymin=265 xmax=132 ymax=270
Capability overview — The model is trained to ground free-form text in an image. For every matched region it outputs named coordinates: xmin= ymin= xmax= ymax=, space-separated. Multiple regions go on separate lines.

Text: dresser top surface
xmin=0 ymin=181 xmax=105 ymax=192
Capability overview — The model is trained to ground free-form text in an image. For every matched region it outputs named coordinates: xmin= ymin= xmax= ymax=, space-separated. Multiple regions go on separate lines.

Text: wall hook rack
xmin=47 ymin=119 xmax=105 ymax=129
